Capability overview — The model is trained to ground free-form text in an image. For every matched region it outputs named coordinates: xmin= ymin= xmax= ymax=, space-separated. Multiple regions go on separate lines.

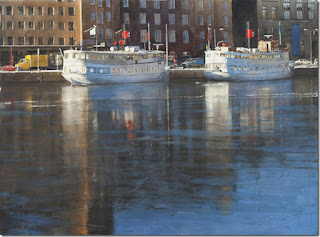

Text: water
xmin=0 ymin=77 xmax=318 ymax=235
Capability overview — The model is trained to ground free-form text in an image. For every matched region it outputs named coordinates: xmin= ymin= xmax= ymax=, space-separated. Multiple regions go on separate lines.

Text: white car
xmin=295 ymin=59 xmax=311 ymax=65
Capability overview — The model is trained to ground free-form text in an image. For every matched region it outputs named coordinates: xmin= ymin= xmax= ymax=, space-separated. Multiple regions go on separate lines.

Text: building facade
xmin=0 ymin=0 xmax=82 ymax=64
xmin=257 ymin=0 xmax=318 ymax=60
xmin=0 ymin=0 xmax=236 ymax=64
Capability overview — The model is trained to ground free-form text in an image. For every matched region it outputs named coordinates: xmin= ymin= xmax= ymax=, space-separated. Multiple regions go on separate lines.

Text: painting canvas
xmin=0 ymin=0 xmax=318 ymax=235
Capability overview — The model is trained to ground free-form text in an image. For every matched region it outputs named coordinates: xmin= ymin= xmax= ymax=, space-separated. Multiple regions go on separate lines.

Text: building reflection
xmin=60 ymin=82 xmax=169 ymax=234
xmin=0 ymin=76 xmax=303 ymax=234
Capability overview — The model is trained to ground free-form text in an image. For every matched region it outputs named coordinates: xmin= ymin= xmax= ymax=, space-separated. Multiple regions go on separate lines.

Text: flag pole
xmin=166 ymin=24 xmax=168 ymax=67
xmin=148 ymin=23 xmax=151 ymax=51
xmin=279 ymin=21 xmax=282 ymax=45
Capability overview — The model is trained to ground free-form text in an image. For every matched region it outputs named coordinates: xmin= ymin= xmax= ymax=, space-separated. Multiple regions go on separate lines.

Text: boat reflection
xmin=60 ymin=82 xmax=169 ymax=234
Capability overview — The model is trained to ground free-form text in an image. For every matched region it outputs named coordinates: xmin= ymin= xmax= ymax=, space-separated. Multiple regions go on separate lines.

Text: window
xmin=18 ymin=37 xmax=25 ymax=45
xmin=38 ymin=37 xmax=44 ymax=45
xmin=7 ymin=21 xmax=13 ymax=30
xmin=29 ymin=6 xmax=34 ymax=15
xmin=98 ymin=0 xmax=102 ymax=7
xmin=169 ymin=14 xmax=175 ymax=25
xmin=155 ymin=30 xmax=161 ymax=42
xmin=0 ymin=6 xmax=2 ymax=15
xmin=48 ymin=37 xmax=54 ymax=45
xmin=262 ymin=6 xmax=268 ymax=19
xmin=90 ymin=0 xmax=95 ymax=5
xmin=199 ymin=15 xmax=204 ymax=26
xmin=90 ymin=11 xmax=95 ymax=20
xmin=106 ymin=12 xmax=111 ymax=22
xmin=18 ymin=21 xmax=25 ymax=30
xmin=38 ymin=7 xmax=43 ymax=16
xmin=169 ymin=30 xmax=176 ymax=42
xmin=223 ymin=15 xmax=228 ymax=26
xmin=48 ymin=7 xmax=54 ymax=16
xmin=18 ymin=6 xmax=24 ymax=15
xmin=182 ymin=15 xmax=188 ymax=25
xmin=6 ymin=6 xmax=12 ymax=15
xmin=69 ymin=37 xmax=74 ymax=45
xmin=296 ymin=0 xmax=303 ymax=19
xmin=169 ymin=0 xmax=175 ymax=9
xmin=140 ymin=13 xmax=146 ymax=24
xmin=183 ymin=30 xmax=189 ymax=43
xmin=284 ymin=0 xmax=290 ymax=20
xmin=29 ymin=37 xmax=35 ymax=45
xmin=308 ymin=0 xmax=314 ymax=19
xmin=199 ymin=0 xmax=203 ymax=10
xmin=123 ymin=13 xmax=130 ymax=24
xmin=98 ymin=11 xmax=103 ymax=24
xmin=0 ymin=37 xmax=3 ymax=45
xmin=182 ymin=0 xmax=188 ymax=9
xmin=68 ymin=22 xmax=74 ymax=30
xmin=223 ymin=1 xmax=227 ymax=11
xmin=0 ymin=21 xmax=2 ymax=30
xmin=58 ymin=38 xmax=65 ymax=45
xmin=49 ymin=21 xmax=54 ymax=30
xmin=208 ymin=15 xmax=212 ymax=26
xmin=154 ymin=14 xmax=161 ymax=25
xmin=98 ymin=28 xmax=103 ymax=39
xmin=38 ymin=22 xmax=44 ymax=30
xmin=59 ymin=7 xmax=64 ymax=16
xmin=272 ymin=6 xmax=277 ymax=19
xmin=106 ymin=0 xmax=111 ymax=7
xmin=8 ymin=37 xmax=14 ymax=45
xmin=68 ymin=7 xmax=75 ymax=16
xmin=224 ymin=31 xmax=228 ymax=42
xmin=106 ymin=29 xmax=113 ymax=39
xmin=154 ymin=0 xmax=160 ymax=9
xmin=28 ymin=21 xmax=35 ymax=30
xmin=140 ymin=0 xmax=146 ymax=8
xmin=59 ymin=22 xmax=65 ymax=30
xmin=200 ymin=31 xmax=205 ymax=40
xmin=123 ymin=0 xmax=129 ymax=7
xmin=140 ymin=29 xmax=147 ymax=42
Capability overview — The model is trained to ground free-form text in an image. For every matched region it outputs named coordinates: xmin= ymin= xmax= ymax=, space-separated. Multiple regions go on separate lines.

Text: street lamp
xmin=304 ymin=28 xmax=318 ymax=63
xmin=214 ymin=28 xmax=224 ymax=47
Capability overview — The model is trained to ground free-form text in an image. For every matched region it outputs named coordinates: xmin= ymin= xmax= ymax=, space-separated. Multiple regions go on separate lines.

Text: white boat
xmin=204 ymin=41 xmax=293 ymax=81
xmin=62 ymin=46 xmax=169 ymax=86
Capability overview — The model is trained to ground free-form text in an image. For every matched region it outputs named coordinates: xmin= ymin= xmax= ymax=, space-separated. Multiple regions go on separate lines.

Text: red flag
xmin=207 ymin=32 xmax=210 ymax=42
xmin=122 ymin=31 xmax=130 ymax=39
xmin=246 ymin=29 xmax=254 ymax=39
xmin=146 ymin=32 xmax=149 ymax=41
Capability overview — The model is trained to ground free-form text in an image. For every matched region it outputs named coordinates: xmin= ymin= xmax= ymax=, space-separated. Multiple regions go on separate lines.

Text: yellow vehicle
xmin=15 ymin=55 xmax=48 ymax=70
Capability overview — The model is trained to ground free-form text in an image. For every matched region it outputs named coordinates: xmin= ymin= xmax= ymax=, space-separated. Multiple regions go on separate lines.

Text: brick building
xmin=0 ymin=0 xmax=236 ymax=64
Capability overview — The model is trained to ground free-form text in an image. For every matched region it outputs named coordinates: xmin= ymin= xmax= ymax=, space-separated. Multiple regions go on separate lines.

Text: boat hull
xmin=204 ymin=70 xmax=293 ymax=81
xmin=62 ymin=69 xmax=169 ymax=86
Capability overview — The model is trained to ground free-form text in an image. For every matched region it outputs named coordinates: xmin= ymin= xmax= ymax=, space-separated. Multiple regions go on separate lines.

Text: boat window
xmin=64 ymin=53 xmax=69 ymax=59
xmin=80 ymin=53 xmax=85 ymax=59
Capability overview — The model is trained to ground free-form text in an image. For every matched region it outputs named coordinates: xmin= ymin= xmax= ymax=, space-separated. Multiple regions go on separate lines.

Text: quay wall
xmin=0 ymin=68 xmax=317 ymax=83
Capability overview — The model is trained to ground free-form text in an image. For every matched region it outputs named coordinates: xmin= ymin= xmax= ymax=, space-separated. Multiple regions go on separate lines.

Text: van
xmin=181 ymin=58 xmax=204 ymax=68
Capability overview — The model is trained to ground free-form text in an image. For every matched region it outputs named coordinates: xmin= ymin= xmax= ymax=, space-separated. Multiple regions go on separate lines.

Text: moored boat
xmin=204 ymin=40 xmax=293 ymax=81
xmin=62 ymin=46 xmax=169 ymax=86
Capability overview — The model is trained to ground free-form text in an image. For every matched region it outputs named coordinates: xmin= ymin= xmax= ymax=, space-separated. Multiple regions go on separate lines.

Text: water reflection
xmin=0 ymin=77 xmax=317 ymax=235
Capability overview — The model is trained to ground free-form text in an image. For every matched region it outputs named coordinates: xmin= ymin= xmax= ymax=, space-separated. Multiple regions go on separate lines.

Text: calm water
xmin=0 ymin=77 xmax=318 ymax=235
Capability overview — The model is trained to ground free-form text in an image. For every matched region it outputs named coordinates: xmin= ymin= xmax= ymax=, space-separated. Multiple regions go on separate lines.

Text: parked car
xmin=295 ymin=59 xmax=311 ymax=66
xmin=181 ymin=58 xmax=205 ymax=68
